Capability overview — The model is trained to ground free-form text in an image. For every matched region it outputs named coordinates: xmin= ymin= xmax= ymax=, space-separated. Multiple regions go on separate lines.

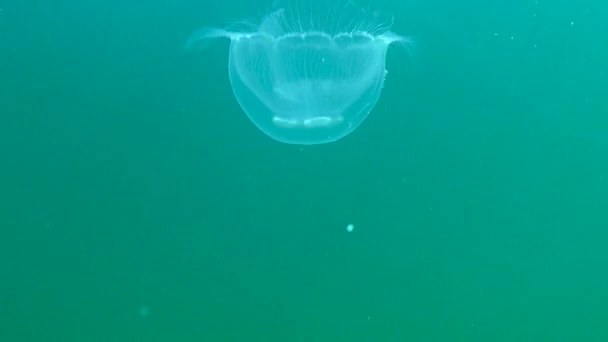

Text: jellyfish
xmin=188 ymin=1 xmax=410 ymax=145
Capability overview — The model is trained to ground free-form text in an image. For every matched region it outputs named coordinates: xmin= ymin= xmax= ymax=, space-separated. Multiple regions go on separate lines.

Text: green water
xmin=1 ymin=0 xmax=607 ymax=341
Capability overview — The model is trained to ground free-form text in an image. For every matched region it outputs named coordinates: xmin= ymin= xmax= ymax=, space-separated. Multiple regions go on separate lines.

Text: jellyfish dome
xmin=188 ymin=1 xmax=410 ymax=145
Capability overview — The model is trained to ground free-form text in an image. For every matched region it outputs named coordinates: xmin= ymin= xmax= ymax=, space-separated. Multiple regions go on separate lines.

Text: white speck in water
xmin=346 ymin=224 xmax=354 ymax=232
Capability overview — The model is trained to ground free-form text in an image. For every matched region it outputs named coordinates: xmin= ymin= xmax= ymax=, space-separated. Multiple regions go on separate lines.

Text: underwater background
xmin=1 ymin=0 xmax=608 ymax=341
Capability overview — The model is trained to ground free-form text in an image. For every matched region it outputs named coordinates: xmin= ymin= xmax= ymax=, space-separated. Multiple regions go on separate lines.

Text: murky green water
xmin=1 ymin=0 xmax=607 ymax=340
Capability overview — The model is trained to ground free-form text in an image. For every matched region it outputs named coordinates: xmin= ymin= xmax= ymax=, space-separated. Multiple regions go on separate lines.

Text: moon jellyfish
xmin=188 ymin=1 xmax=410 ymax=145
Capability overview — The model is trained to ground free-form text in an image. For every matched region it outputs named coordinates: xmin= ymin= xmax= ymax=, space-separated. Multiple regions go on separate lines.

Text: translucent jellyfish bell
xmin=188 ymin=1 xmax=409 ymax=145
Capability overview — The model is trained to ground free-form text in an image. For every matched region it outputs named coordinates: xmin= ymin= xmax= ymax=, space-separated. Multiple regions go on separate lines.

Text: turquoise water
xmin=1 ymin=0 xmax=607 ymax=341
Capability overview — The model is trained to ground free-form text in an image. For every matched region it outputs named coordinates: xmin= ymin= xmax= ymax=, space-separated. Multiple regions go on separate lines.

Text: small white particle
xmin=346 ymin=224 xmax=354 ymax=232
